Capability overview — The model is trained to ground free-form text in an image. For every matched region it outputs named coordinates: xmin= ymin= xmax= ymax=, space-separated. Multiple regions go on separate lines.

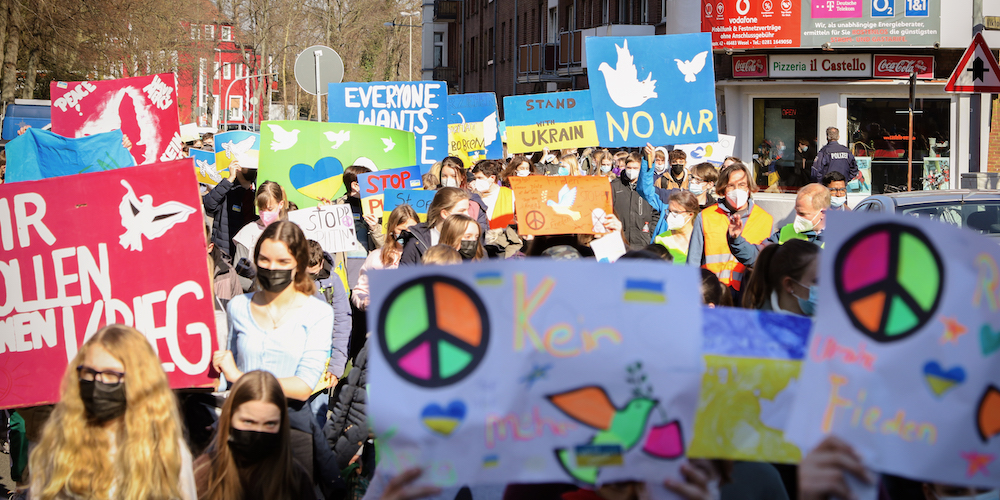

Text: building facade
xmin=423 ymin=0 xmax=998 ymax=192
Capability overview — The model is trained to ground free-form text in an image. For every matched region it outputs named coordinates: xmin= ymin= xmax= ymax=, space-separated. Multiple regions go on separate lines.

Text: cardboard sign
xmin=258 ymin=121 xmax=417 ymax=210
xmin=359 ymin=166 xmax=423 ymax=219
xmin=381 ymin=189 xmax=436 ymax=230
xmin=328 ymin=81 xmax=448 ymax=173
xmin=509 ymin=176 xmax=613 ymax=236
xmin=190 ymin=149 xmax=224 ymax=185
xmin=50 ymin=74 xmax=184 ymax=166
xmin=0 ymin=160 xmax=218 ymax=409
xmin=672 ymin=134 xmax=736 ymax=167
xmin=286 ymin=205 xmax=358 ymax=254
xmin=367 ymin=260 xmax=703 ymax=488
xmin=447 ymin=93 xmax=502 ymax=164
xmin=786 ymin=211 xmax=1000 ymax=488
xmin=5 ymin=128 xmax=135 ymax=183
xmin=214 ymin=131 xmax=260 ymax=172
xmin=689 ymin=307 xmax=810 ymax=463
xmin=503 ymin=90 xmax=600 ymax=154
xmin=586 ymin=34 xmax=719 ymax=147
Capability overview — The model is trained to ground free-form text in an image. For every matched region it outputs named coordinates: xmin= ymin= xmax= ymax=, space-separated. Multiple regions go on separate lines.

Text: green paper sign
xmin=259 ymin=120 xmax=417 ymax=209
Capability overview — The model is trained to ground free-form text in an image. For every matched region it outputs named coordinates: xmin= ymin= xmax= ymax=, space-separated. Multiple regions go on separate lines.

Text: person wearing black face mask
xmin=194 ymin=370 xmax=316 ymax=500
xmin=203 ymin=160 xmax=257 ymax=264
xmin=661 ymin=149 xmax=690 ymax=191
xmin=439 ymin=214 xmax=484 ymax=261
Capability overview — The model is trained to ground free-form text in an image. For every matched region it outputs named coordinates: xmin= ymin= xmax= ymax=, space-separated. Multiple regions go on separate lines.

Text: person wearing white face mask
xmin=652 ymin=191 xmax=699 ymax=264
xmin=688 ymin=163 xmax=719 ymax=210
xmin=823 ymin=171 xmax=850 ymax=211
xmin=231 ymin=181 xmax=289 ymax=292
xmin=687 ymin=161 xmax=774 ymax=299
xmin=472 ymin=160 xmax=515 ymax=230
xmin=729 ymin=183 xmax=829 ymax=268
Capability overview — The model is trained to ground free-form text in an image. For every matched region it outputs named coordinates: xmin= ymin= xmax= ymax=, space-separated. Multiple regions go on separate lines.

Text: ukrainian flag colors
xmin=505 ymin=120 xmax=599 ymax=154
xmin=623 ymin=279 xmax=666 ymax=303
xmin=475 ymin=271 xmax=503 ymax=286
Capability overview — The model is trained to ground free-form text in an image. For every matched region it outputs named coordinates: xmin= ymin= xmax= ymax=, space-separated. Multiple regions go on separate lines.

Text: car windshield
xmin=900 ymin=202 xmax=1000 ymax=236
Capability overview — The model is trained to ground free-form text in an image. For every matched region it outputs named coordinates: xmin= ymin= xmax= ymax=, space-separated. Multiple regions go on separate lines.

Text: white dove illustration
xmin=674 ymin=51 xmax=709 ymax=83
xmin=381 ymin=137 xmax=395 ymax=152
xmin=597 ymin=39 xmax=657 ymax=108
xmin=547 ymin=184 xmax=581 ymax=220
xmin=482 ymin=111 xmax=499 ymax=147
xmin=266 ymin=124 xmax=299 ymax=151
xmin=196 ymin=159 xmax=222 ymax=183
xmin=118 ymin=179 xmax=196 ymax=251
xmin=222 ymin=136 xmax=256 ymax=164
xmin=324 ymin=130 xmax=350 ymax=149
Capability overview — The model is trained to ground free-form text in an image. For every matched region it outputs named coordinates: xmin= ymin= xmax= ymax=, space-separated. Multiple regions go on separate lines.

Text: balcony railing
xmin=517 ymin=43 xmax=558 ymax=76
xmin=559 ymin=31 xmax=583 ymax=66
xmin=434 ymin=0 xmax=459 ymax=22
xmin=433 ymin=67 xmax=459 ymax=87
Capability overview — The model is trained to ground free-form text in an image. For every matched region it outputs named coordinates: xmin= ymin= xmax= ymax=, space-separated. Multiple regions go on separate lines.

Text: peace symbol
xmin=526 ymin=210 xmax=546 ymax=230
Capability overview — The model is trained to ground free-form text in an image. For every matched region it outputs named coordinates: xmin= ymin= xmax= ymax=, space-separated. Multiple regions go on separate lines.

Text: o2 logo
xmin=872 ymin=0 xmax=894 ymax=17
xmin=905 ymin=0 xmax=928 ymax=17
xmin=736 ymin=0 xmax=751 ymax=15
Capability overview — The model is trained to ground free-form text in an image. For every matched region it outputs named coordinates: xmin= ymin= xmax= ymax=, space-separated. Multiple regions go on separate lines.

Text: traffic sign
xmin=944 ymin=33 xmax=1000 ymax=93
xmin=294 ymin=45 xmax=344 ymax=95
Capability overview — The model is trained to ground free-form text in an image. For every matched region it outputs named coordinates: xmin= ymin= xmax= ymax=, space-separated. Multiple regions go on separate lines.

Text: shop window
xmin=847 ymin=98 xmax=950 ymax=194
xmin=752 ymin=98 xmax=819 ymax=192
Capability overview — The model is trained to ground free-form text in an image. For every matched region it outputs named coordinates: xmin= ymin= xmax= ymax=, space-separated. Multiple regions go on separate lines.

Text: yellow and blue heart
xmin=289 ymin=157 xmax=345 ymax=201
xmin=421 ymin=400 xmax=467 ymax=436
xmin=923 ymin=361 xmax=966 ymax=397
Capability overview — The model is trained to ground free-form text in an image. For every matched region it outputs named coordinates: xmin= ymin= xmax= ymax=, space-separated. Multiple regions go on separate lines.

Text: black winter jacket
xmin=611 ymin=173 xmax=659 ymax=250
xmin=203 ymin=179 xmax=256 ymax=260
xmin=325 ymin=342 xmax=369 ymax=469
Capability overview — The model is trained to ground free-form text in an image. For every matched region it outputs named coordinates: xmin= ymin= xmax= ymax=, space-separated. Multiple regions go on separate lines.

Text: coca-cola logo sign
xmin=873 ymin=55 xmax=934 ymax=78
xmin=733 ymin=55 xmax=768 ymax=77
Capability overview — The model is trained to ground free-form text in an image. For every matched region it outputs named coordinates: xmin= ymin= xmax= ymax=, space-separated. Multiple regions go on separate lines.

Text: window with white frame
xmin=198 ymin=58 xmax=207 ymax=108
xmin=221 ymin=26 xmax=232 ymax=41
xmin=235 ymin=63 xmax=243 ymax=79
xmin=190 ymin=24 xmax=198 ymax=39
xmin=433 ymin=32 xmax=445 ymax=67
xmin=204 ymin=25 xmax=215 ymax=40
xmin=223 ymin=63 xmax=231 ymax=79
xmin=228 ymin=95 xmax=243 ymax=121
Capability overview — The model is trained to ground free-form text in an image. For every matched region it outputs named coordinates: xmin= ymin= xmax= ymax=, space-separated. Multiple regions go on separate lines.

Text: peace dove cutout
xmin=222 ymin=136 xmax=257 ymax=163
xmin=674 ymin=51 xmax=709 ymax=83
xmin=597 ymin=39 xmax=657 ymax=108
xmin=196 ymin=159 xmax=222 ymax=183
xmin=483 ymin=111 xmax=499 ymax=147
xmin=118 ymin=179 xmax=196 ymax=251
xmin=324 ymin=130 xmax=350 ymax=149
xmin=547 ymin=184 xmax=581 ymax=220
xmin=266 ymin=124 xmax=300 ymax=151
xmin=382 ymin=137 xmax=396 ymax=152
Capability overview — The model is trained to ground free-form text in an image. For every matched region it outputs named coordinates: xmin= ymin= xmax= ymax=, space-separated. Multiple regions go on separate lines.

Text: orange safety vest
xmin=490 ymin=186 xmax=516 ymax=229
xmin=701 ymin=203 xmax=773 ymax=290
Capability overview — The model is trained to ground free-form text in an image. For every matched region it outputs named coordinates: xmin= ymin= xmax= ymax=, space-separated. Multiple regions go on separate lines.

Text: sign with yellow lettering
xmin=503 ymin=90 xmax=600 ymax=154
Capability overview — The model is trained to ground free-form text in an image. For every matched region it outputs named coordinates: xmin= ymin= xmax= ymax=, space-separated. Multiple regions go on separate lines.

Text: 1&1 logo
xmin=833 ymin=223 xmax=944 ymax=343
xmin=377 ymin=276 xmax=490 ymax=387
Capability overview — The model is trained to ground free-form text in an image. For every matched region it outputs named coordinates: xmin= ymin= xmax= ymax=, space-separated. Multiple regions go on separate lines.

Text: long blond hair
xmin=29 ymin=325 xmax=185 ymax=500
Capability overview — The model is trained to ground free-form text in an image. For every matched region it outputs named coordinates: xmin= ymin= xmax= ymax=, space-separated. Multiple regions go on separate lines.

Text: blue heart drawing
xmin=289 ymin=157 xmax=345 ymax=199
xmin=420 ymin=401 xmax=467 ymax=436
xmin=922 ymin=361 xmax=966 ymax=397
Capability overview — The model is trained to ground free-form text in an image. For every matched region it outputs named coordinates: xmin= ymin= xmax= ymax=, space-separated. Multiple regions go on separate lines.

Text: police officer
xmin=812 ymin=127 xmax=858 ymax=183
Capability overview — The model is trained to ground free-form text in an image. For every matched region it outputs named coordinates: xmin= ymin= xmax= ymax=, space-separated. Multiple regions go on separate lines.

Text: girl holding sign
xmin=352 ymin=204 xmax=420 ymax=310
xmin=399 ymin=187 xmax=472 ymax=265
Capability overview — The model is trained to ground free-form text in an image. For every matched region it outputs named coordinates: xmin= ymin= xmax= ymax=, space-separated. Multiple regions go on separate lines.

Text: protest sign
xmin=214 ymin=131 xmax=260 ymax=172
xmin=381 ymin=188 xmax=436 ymax=231
xmin=509 ymin=176 xmax=613 ymax=236
xmin=586 ymin=34 xmax=718 ymax=147
xmin=672 ymin=134 xmax=736 ymax=167
xmin=358 ymin=166 xmax=423 ymax=218
xmin=503 ymin=90 xmax=599 ymax=154
xmin=447 ymin=93 xmax=502 ymax=165
xmin=786 ymin=211 xmax=1000 ymax=488
xmin=367 ymin=260 xmax=703 ymax=488
xmin=50 ymin=74 xmax=183 ymax=165
xmin=590 ymin=231 xmax=627 ymax=263
xmin=0 ymin=159 xmax=218 ymax=409
xmin=191 ymin=149 xmax=225 ymax=185
xmin=259 ymin=121 xmax=417 ymax=210
xmin=286 ymin=205 xmax=358 ymax=254
xmin=689 ymin=307 xmax=810 ymax=463
xmin=328 ymin=81 xmax=447 ymax=173
xmin=5 ymin=128 xmax=135 ymax=183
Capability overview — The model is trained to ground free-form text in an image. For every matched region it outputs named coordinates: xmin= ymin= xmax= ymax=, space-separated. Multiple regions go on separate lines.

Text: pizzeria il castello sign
xmin=733 ymin=54 xmax=938 ymax=79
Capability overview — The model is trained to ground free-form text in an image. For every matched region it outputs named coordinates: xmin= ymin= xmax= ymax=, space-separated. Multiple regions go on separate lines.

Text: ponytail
xmin=741 ymin=239 xmax=818 ymax=309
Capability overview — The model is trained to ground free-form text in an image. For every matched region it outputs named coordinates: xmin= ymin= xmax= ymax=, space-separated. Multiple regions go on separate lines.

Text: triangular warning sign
xmin=945 ymin=33 xmax=1000 ymax=93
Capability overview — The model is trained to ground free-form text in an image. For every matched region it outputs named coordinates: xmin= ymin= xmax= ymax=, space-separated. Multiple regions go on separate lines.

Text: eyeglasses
xmin=77 ymin=366 xmax=126 ymax=385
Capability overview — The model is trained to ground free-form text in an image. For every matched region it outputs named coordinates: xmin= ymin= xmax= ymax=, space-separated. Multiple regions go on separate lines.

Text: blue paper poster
xmin=503 ymin=90 xmax=599 ymax=154
xmin=447 ymin=93 xmax=502 ymax=165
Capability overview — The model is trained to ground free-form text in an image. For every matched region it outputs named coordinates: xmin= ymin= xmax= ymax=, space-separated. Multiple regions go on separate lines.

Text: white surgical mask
xmin=793 ymin=212 xmax=820 ymax=233
xmin=625 ymin=169 xmax=638 ymax=180
xmin=689 ymin=182 xmax=705 ymax=196
xmin=666 ymin=212 xmax=689 ymax=231
xmin=441 ymin=177 xmax=459 ymax=188
xmin=726 ymin=188 xmax=749 ymax=209
xmin=800 ymin=145 xmax=808 ymax=152
xmin=516 ymin=170 xmax=531 ymax=177
xmin=600 ymin=164 xmax=612 ymax=174
xmin=653 ymin=162 xmax=668 ymax=175
xmin=831 ymin=195 xmax=847 ymax=208
xmin=473 ymin=178 xmax=492 ymax=192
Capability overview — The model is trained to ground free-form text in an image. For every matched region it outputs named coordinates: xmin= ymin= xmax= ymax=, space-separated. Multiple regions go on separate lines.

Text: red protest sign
xmin=50 ymin=74 xmax=184 ymax=166
xmin=0 ymin=160 xmax=218 ymax=409
xmin=510 ymin=176 xmax=613 ymax=236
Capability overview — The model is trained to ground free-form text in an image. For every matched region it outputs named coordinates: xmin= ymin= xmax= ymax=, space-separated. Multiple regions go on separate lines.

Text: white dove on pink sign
xmin=596 ymin=39 xmax=657 ymax=109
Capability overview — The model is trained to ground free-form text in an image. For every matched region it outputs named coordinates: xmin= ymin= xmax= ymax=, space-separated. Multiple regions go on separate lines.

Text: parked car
xmin=853 ymin=190 xmax=1000 ymax=237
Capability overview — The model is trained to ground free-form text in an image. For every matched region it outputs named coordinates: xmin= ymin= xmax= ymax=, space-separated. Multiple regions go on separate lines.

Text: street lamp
xmin=384 ymin=10 xmax=421 ymax=81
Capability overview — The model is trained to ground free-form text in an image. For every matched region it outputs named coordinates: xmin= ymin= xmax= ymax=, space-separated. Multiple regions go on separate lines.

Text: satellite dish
xmin=294 ymin=45 xmax=345 ymax=95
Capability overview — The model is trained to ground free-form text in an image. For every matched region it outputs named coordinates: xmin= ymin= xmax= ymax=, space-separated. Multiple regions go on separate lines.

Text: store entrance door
xmin=752 ymin=98 xmax=819 ymax=193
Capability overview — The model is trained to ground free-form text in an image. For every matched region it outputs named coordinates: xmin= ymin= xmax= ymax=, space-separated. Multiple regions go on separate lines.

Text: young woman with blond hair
xmin=29 ymin=325 xmax=197 ymax=500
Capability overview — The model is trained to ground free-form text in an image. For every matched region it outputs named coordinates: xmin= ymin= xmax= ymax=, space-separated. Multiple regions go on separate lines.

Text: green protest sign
xmin=259 ymin=120 xmax=417 ymax=209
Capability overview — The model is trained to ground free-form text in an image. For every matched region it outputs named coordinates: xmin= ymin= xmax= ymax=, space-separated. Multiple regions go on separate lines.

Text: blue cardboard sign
xmin=358 ymin=165 xmax=423 ymax=198
xmin=328 ymin=81 xmax=448 ymax=173
xmin=585 ymin=34 xmax=718 ymax=147
xmin=503 ymin=90 xmax=599 ymax=153
xmin=5 ymin=128 xmax=135 ymax=183
xmin=447 ymin=93 xmax=502 ymax=164
xmin=382 ymin=188 xmax=437 ymax=218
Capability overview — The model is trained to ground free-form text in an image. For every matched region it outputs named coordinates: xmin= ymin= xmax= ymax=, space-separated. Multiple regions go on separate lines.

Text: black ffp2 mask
xmin=257 ymin=268 xmax=293 ymax=292
xmin=227 ymin=428 xmax=281 ymax=465
xmin=79 ymin=380 xmax=127 ymax=422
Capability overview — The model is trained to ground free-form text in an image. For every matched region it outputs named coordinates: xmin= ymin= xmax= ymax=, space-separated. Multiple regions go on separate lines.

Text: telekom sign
xmin=873 ymin=55 xmax=934 ymax=79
